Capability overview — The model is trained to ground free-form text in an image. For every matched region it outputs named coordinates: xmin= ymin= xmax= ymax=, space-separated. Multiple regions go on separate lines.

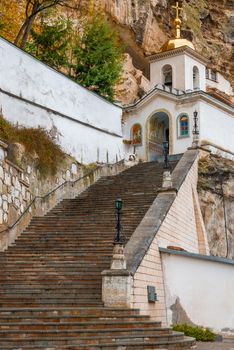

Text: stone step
xmin=0 ymin=336 xmax=194 ymax=349
xmin=0 ymin=315 xmax=150 ymax=323
xmin=0 ymin=320 xmax=162 ymax=331
xmin=0 ymin=326 xmax=170 ymax=339
xmin=0 ymin=307 xmax=142 ymax=317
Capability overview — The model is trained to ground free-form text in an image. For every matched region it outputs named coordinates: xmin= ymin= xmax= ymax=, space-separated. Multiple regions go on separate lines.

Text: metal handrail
xmin=0 ymin=160 xmax=125 ymax=235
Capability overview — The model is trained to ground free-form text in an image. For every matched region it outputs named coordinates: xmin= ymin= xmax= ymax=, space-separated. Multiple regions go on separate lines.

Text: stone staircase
xmin=0 ymin=161 xmax=195 ymax=349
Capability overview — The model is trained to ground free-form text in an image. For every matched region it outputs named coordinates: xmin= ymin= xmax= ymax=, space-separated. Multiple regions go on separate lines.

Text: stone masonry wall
xmin=131 ymin=151 xmax=210 ymax=325
xmin=0 ymin=140 xmax=32 ymax=227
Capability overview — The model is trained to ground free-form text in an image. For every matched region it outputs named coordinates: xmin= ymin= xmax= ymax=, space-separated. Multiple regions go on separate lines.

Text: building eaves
xmin=123 ymin=86 xmax=234 ymax=116
xmin=147 ymin=45 xmax=209 ymax=65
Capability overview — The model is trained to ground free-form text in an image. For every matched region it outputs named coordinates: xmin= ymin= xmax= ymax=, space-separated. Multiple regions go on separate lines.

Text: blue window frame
xmin=178 ymin=114 xmax=189 ymax=138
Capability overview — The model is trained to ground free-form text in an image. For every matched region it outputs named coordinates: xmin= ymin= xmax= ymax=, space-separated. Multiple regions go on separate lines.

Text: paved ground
xmin=191 ymin=342 xmax=234 ymax=350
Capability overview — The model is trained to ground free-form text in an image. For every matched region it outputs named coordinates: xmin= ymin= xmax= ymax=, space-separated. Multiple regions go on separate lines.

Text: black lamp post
xmin=163 ymin=141 xmax=169 ymax=170
xmin=114 ymin=198 xmax=124 ymax=244
xmin=193 ymin=110 xmax=199 ymax=136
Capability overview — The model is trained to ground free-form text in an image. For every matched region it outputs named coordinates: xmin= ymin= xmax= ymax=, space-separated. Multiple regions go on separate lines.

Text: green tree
xmin=26 ymin=17 xmax=72 ymax=70
xmin=72 ymin=14 xmax=124 ymax=101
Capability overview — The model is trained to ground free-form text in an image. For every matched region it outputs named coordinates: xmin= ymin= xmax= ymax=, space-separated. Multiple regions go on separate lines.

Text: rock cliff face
xmin=198 ymin=155 xmax=234 ymax=259
xmin=90 ymin=0 xmax=233 ymax=103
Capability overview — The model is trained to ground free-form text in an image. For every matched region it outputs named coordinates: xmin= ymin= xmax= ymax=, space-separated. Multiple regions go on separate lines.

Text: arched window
xmin=178 ymin=114 xmax=189 ymax=138
xmin=211 ymin=70 xmax=217 ymax=81
xmin=131 ymin=124 xmax=142 ymax=146
xmin=193 ymin=66 xmax=200 ymax=90
xmin=162 ymin=65 xmax=173 ymax=87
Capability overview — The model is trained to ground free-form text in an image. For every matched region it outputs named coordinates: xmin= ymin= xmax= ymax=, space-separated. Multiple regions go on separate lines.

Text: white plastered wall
xmin=0 ymin=38 xmax=124 ymax=164
xmin=161 ymin=253 xmax=234 ymax=332
xmin=150 ymin=55 xmax=185 ymax=90
xmin=184 ymin=54 xmax=206 ymax=91
xmin=199 ymin=100 xmax=234 ymax=153
xmin=206 ymin=73 xmax=234 ymax=96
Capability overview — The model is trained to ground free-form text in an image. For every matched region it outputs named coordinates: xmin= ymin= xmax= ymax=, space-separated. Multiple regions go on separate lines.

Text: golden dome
xmin=160 ymin=38 xmax=195 ymax=52
xmin=160 ymin=2 xmax=195 ymax=52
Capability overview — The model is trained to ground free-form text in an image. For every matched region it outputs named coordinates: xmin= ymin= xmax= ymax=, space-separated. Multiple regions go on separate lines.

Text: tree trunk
xmin=14 ymin=20 xmax=28 ymax=46
xmin=20 ymin=15 xmax=37 ymax=49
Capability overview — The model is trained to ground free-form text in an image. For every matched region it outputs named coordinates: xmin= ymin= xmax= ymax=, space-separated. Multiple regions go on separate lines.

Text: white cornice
xmin=123 ymin=89 xmax=234 ymax=116
xmin=147 ymin=46 xmax=209 ymax=66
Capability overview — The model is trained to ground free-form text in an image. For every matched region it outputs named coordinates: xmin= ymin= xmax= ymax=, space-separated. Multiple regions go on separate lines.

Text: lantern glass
xmin=163 ymin=141 xmax=169 ymax=151
xmin=115 ymin=198 xmax=123 ymax=210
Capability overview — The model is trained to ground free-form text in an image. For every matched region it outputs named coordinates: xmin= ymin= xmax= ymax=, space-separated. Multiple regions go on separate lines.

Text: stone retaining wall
xmin=0 ymin=140 xmax=32 ymax=227
xmin=0 ymin=138 xmax=127 ymax=251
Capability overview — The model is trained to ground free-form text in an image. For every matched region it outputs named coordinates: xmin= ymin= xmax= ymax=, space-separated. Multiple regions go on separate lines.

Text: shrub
xmin=0 ymin=115 xmax=65 ymax=176
xmin=172 ymin=324 xmax=216 ymax=342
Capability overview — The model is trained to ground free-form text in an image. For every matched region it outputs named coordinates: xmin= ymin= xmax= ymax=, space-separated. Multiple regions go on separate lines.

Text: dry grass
xmin=0 ymin=115 xmax=65 ymax=176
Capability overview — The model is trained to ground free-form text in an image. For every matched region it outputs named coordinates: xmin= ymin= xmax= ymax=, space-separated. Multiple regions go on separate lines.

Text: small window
xmin=162 ymin=65 xmax=173 ymax=87
xmin=193 ymin=66 xmax=200 ymax=90
xmin=178 ymin=115 xmax=189 ymax=138
xmin=206 ymin=68 xmax=209 ymax=79
xmin=211 ymin=70 xmax=217 ymax=81
xmin=131 ymin=124 xmax=142 ymax=146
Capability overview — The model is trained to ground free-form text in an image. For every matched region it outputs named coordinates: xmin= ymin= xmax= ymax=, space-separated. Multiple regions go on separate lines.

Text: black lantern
xmin=163 ymin=141 xmax=169 ymax=170
xmin=193 ymin=110 xmax=199 ymax=135
xmin=114 ymin=198 xmax=125 ymax=244
xmin=115 ymin=198 xmax=123 ymax=211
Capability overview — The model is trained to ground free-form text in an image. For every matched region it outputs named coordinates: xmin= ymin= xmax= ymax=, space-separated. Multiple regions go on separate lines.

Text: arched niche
xmin=162 ymin=65 xmax=173 ymax=88
xmin=193 ymin=66 xmax=200 ymax=90
xmin=131 ymin=123 xmax=142 ymax=147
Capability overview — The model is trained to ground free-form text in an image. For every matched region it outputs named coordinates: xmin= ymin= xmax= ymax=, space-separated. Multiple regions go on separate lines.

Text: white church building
xmin=1 ymin=3 xmax=234 ymax=335
xmin=0 ymin=3 xmax=234 ymax=163
xmin=122 ymin=6 xmax=234 ymax=160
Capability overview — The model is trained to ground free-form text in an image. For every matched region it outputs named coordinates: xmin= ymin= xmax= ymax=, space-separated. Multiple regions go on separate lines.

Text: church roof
xmin=160 ymin=38 xmax=195 ymax=52
xmin=123 ymin=85 xmax=234 ymax=115
xmin=147 ymin=45 xmax=209 ymax=65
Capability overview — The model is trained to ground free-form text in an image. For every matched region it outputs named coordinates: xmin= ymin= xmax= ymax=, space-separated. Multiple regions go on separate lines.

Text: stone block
xmin=0 ymin=209 xmax=3 ymax=224
xmin=15 ymin=179 xmax=21 ymax=191
xmin=0 ymin=148 xmax=4 ymax=161
xmin=71 ymin=163 xmax=78 ymax=175
xmin=26 ymin=191 xmax=31 ymax=202
xmin=4 ymin=173 xmax=11 ymax=186
xmin=3 ymin=201 xmax=8 ymax=212
xmin=27 ymin=166 xmax=31 ymax=174
xmin=0 ymin=167 xmax=3 ymax=180
xmin=2 ymin=194 xmax=7 ymax=201
xmin=8 ymin=204 xmax=18 ymax=226
xmin=102 ymin=269 xmax=133 ymax=308
xmin=14 ymin=198 xmax=20 ymax=207
xmin=3 ymin=213 xmax=8 ymax=223
xmin=66 ymin=170 xmax=71 ymax=180
xmin=20 ymin=204 xmax=24 ymax=213
xmin=11 ymin=176 xmax=16 ymax=186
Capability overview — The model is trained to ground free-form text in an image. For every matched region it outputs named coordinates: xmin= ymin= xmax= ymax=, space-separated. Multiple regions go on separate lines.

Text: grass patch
xmin=172 ymin=324 xmax=216 ymax=341
xmin=0 ymin=115 xmax=65 ymax=176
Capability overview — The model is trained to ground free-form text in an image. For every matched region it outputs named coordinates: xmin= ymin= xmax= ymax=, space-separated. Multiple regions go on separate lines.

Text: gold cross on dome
xmin=172 ymin=2 xmax=183 ymax=19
